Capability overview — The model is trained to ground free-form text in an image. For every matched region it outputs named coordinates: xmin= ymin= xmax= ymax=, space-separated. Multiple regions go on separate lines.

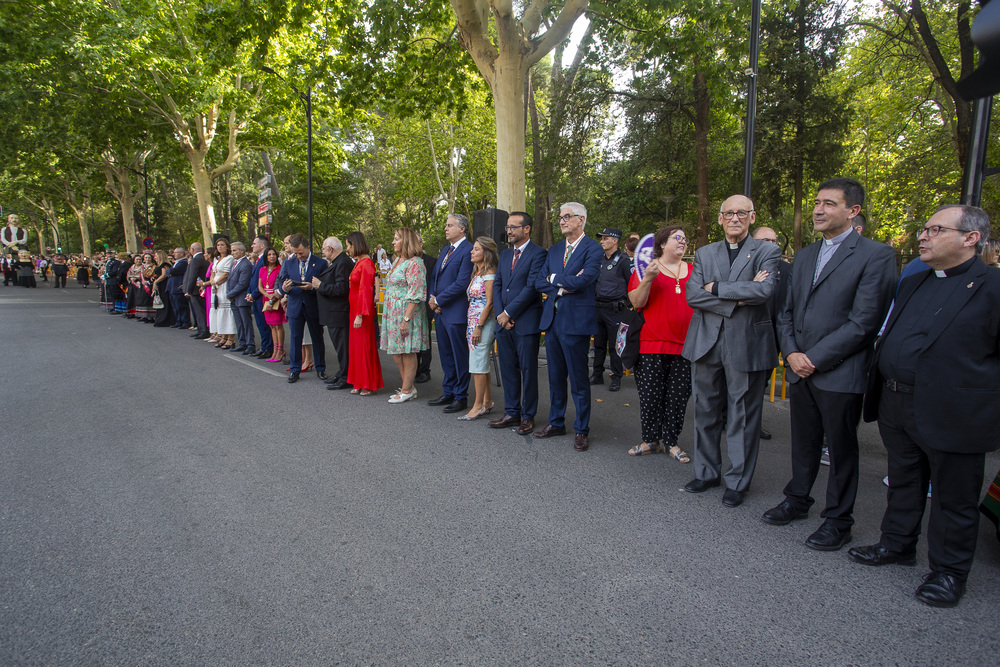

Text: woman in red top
xmin=626 ymin=225 xmax=695 ymax=462
xmin=345 ymin=231 xmax=383 ymax=395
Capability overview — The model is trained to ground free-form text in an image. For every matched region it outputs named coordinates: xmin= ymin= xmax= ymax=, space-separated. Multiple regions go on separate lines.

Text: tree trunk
xmin=189 ymin=160 xmax=218 ymax=248
xmin=793 ymin=161 xmax=804 ymax=251
xmin=493 ymin=50 xmax=527 ymax=213
xmin=693 ymin=71 xmax=711 ymax=248
xmin=528 ymin=73 xmax=550 ymax=247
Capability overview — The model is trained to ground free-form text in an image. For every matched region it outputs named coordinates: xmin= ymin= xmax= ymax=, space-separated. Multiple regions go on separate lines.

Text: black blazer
xmin=316 ymin=252 xmax=353 ymax=328
xmin=863 ymin=258 xmax=1000 ymax=454
xmin=183 ymin=252 xmax=209 ymax=296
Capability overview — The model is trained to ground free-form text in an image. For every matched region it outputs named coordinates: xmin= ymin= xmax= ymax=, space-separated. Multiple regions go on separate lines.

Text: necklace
xmin=658 ymin=259 xmax=684 ymax=294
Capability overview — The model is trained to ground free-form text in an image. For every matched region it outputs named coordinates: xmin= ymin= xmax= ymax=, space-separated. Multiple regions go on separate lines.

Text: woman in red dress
xmin=345 ymin=231 xmax=383 ymax=395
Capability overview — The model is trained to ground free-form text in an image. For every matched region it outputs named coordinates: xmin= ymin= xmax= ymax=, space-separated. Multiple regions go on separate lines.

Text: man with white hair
xmin=226 ymin=241 xmax=255 ymax=353
xmin=314 ymin=236 xmax=354 ymax=390
xmin=533 ymin=202 xmax=603 ymax=451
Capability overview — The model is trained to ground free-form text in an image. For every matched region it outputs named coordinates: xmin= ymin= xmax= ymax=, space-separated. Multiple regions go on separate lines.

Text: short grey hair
xmin=323 ymin=237 xmax=343 ymax=252
xmin=561 ymin=202 xmax=587 ymax=226
xmin=449 ymin=213 xmax=470 ymax=232
xmin=936 ymin=204 xmax=991 ymax=253
xmin=231 ymin=241 xmax=246 ymax=252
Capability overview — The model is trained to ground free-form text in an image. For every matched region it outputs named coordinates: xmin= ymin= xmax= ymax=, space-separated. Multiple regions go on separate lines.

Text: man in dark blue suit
xmin=166 ymin=247 xmax=189 ymax=328
xmin=488 ymin=212 xmax=547 ymax=435
xmin=277 ymin=233 xmax=328 ymax=383
xmin=245 ymin=235 xmax=273 ymax=358
xmin=533 ymin=202 xmax=603 ymax=451
xmin=427 ymin=213 xmax=474 ymax=413
xmin=226 ymin=242 xmax=255 ymax=354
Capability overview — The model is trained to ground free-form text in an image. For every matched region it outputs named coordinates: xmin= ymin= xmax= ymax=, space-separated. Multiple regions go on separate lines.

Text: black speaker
xmin=472 ymin=208 xmax=508 ymax=248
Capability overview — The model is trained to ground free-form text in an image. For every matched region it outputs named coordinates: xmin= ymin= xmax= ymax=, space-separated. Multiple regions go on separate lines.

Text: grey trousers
xmin=690 ymin=337 xmax=769 ymax=492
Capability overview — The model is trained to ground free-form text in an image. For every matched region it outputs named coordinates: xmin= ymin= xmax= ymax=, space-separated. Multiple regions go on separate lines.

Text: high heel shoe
xmin=457 ymin=402 xmax=495 ymax=421
xmin=267 ymin=345 xmax=283 ymax=362
xmin=301 ymin=362 xmax=313 ymax=373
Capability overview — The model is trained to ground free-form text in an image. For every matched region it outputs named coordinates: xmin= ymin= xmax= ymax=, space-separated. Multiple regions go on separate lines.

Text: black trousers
xmin=54 ymin=273 xmax=67 ymax=288
xmin=189 ymin=294 xmax=209 ymax=335
xmin=635 ymin=353 xmax=691 ymax=447
xmin=592 ymin=305 xmax=624 ymax=378
xmin=417 ymin=304 xmax=434 ymax=375
xmin=877 ymin=389 xmax=985 ymax=580
xmin=783 ymin=379 xmax=863 ymax=529
xmin=326 ymin=325 xmax=349 ymax=383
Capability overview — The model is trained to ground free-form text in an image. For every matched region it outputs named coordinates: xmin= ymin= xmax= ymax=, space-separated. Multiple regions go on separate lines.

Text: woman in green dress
xmin=381 ymin=227 xmax=430 ymax=404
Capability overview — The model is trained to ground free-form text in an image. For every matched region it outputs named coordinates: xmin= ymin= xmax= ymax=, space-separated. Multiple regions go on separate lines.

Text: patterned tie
xmin=440 ymin=245 xmax=454 ymax=271
xmin=511 ymin=248 xmax=521 ymax=271
xmin=563 ymin=242 xmax=574 ymax=268
xmin=300 ymin=259 xmax=307 ymax=280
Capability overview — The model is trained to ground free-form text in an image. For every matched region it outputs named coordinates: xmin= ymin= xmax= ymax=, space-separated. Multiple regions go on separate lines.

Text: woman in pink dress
xmin=259 ymin=247 xmax=287 ymax=362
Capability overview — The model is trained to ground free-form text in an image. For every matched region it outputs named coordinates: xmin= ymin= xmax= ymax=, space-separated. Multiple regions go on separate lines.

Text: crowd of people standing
xmin=19 ymin=176 xmax=998 ymax=611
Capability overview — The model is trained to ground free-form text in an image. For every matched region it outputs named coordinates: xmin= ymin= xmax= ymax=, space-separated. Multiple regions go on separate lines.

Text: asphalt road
xmin=2 ymin=284 xmax=998 ymax=666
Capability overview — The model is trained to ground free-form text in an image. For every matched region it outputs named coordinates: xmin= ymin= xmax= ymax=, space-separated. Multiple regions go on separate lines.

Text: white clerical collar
xmin=824 ymin=227 xmax=853 ymax=246
xmin=934 ymin=270 xmax=947 ymax=278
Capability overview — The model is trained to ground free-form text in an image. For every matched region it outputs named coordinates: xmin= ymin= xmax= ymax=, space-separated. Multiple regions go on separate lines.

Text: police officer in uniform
xmin=591 ymin=227 xmax=632 ymax=392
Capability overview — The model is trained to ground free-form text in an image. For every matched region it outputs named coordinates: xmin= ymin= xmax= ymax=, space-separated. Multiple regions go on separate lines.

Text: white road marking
xmin=223 ymin=353 xmax=288 ymax=378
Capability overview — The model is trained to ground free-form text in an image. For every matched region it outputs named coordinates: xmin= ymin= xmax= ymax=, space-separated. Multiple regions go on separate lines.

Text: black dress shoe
xmin=242 ymin=348 xmax=256 ymax=356
xmin=414 ymin=372 xmax=431 ymax=384
xmin=230 ymin=345 xmax=246 ymax=352
xmin=287 ymin=372 xmax=300 ymax=383
xmin=428 ymin=395 xmax=452 ymax=406
xmin=589 ymin=374 xmax=604 ymax=385
xmin=573 ymin=433 xmax=589 ymax=451
xmin=761 ymin=500 xmax=809 ymax=526
xmin=442 ymin=399 xmax=467 ymax=414
xmin=190 ymin=332 xmax=201 ymax=337
xmin=195 ymin=333 xmax=210 ymax=340
xmin=256 ymin=349 xmax=272 ymax=358
xmin=317 ymin=370 xmax=328 ymax=381
xmin=805 ymin=520 xmax=852 ymax=551
xmin=847 ymin=543 xmax=917 ymax=567
xmin=533 ymin=424 xmax=567 ymax=439
xmin=759 ymin=428 xmax=772 ymax=440
xmin=326 ymin=381 xmax=352 ymax=391
xmin=609 ymin=376 xmax=621 ymax=392
xmin=915 ymin=571 xmax=965 ymax=608
xmin=489 ymin=415 xmax=520 ymax=429
xmin=722 ymin=488 xmax=744 ymax=507
xmin=684 ymin=478 xmax=721 ymax=494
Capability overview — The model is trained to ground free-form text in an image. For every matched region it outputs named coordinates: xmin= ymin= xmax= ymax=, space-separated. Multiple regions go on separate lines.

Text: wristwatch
xmin=403 ymin=316 xmax=411 ymax=322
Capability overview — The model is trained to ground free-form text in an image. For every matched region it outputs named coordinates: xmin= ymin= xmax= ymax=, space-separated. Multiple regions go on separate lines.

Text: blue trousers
xmin=436 ymin=319 xmax=469 ymax=401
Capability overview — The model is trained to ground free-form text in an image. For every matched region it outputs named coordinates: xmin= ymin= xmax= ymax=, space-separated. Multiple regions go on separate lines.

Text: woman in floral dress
xmin=381 ymin=227 xmax=429 ymax=404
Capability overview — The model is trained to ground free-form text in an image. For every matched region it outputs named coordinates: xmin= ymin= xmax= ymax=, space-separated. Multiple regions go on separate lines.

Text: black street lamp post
xmin=261 ymin=66 xmax=313 ymax=249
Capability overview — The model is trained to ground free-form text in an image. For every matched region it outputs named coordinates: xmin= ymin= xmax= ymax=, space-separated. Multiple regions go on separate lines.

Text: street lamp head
xmin=260 ymin=65 xmax=277 ymax=75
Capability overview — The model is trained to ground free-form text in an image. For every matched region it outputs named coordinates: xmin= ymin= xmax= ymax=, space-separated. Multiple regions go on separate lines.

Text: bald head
xmin=719 ymin=195 xmax=756 ymax=243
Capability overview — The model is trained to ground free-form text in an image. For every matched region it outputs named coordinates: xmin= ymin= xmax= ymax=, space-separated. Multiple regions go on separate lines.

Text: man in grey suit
xmin=682 ymin=194 xmax=780 ymax=508
xmin=762 ymin=178 xmax=896 ymax=551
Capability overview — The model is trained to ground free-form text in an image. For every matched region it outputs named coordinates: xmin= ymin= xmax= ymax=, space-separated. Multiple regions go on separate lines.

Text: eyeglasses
xmin=919 ymin=225 xmax=966 ymax=238
xmin=558 ymin=214 xmax=581 ymax=223
xmin=669 ymin=235 xmax=688 ymax=244
xmin=504 ymin=225 xmax=525 ymax=231
xmin=721 ymin=210 xmax=753 ymax=220
xmin=758 ymin=237 xmax=779 ymax=244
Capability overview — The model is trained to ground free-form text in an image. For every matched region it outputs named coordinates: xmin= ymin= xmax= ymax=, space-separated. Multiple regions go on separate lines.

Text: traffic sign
xmin=142 ymin=238 xmax=154 ymax=248
xmin=257 ymin=201 xmax=271 ymax=214
xmin=258 ymin=188 xmax=271 ymax=202
xmin=257 ymin=175 xmax=270 ymax=189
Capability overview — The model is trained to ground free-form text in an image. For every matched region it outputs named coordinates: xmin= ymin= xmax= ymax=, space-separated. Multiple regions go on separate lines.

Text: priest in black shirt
xmin=851 ymin=204 xmax=1000 ymax=608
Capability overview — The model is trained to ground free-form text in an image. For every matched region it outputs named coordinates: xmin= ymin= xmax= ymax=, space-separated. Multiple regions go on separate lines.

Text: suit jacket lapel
xmin=811 ymin=235 xmax=857 ymax=293
xmin=920 ymin=261 xmax=987 ymax=350
xmin=728 ymin=237 xmax=754 ymax=280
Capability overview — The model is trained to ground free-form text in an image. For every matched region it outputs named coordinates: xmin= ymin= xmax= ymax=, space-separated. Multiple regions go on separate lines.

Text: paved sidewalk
xmin=1 ymin=285 xmax=998 ymax=665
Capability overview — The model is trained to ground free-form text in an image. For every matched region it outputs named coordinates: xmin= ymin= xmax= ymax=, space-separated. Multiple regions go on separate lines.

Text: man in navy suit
xmin=166 ymin=247 xmax=189 ymax=328
xmin=226 ymin=242 xmax=255 ymax=354
xmin=488 ymin=212 xmax=547 ymax=435
xmin=533 ymin=202 xmax=603 ymax=451
xmin=245 ymin=235 xmax=273 ymax=358
xmin=277 ymin=233 xmax=328 ymax=383
xmin=427 ymin=214 xmax=474 ymax=413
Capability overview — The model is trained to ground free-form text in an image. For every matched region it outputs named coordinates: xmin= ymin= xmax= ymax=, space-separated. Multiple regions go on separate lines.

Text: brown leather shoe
xmin=573 ymin=433 xmax=589 ymax=451
xmin=488 ymin=415 xmax=520 ymax=429
xmin=533 ymin=424 xmax=566 ymax=439
xmin=517 ymin=419 xmax=535 ymax=435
